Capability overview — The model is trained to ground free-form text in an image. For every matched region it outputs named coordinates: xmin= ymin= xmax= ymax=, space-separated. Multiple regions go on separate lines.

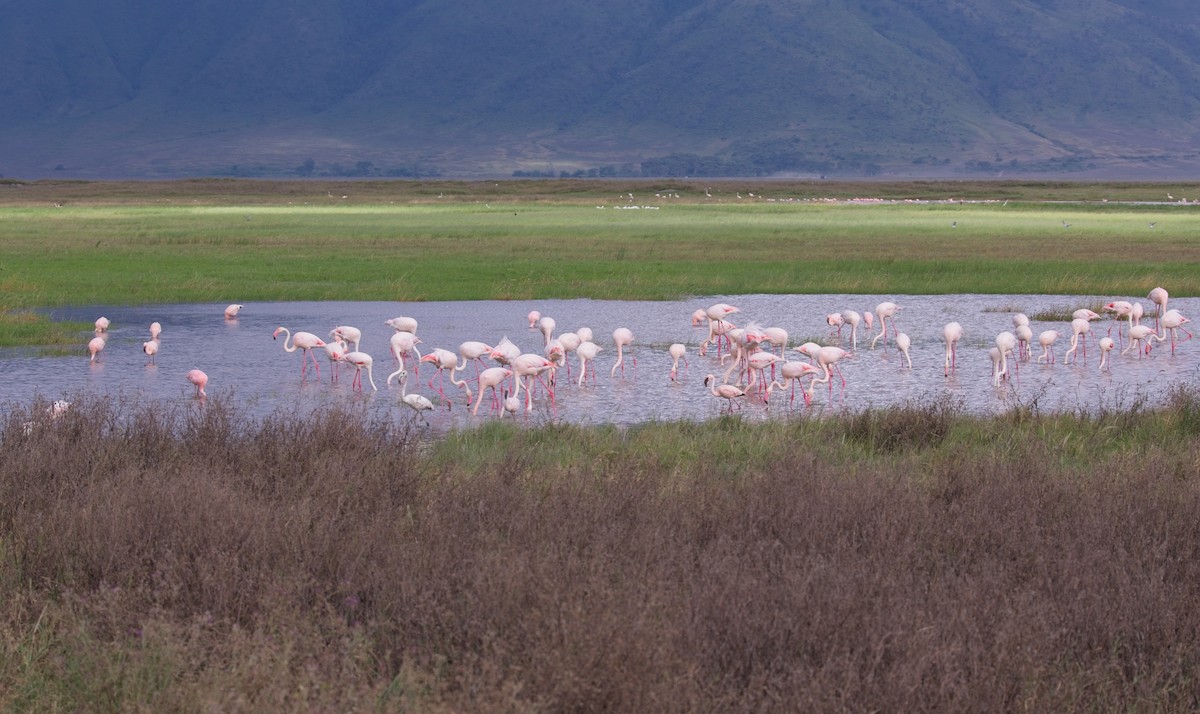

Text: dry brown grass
xmin=2 ymin=397 xmax=1199 ymax=711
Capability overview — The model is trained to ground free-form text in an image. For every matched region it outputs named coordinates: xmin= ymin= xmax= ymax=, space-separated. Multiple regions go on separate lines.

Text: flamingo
xmin=1064 ymin=318 xmax=1092 ymax=363
xmin=385 ymin=316 xmax=419 ymax=334
xmin=224 ymin=304 xmax=243 ymax=319
xmin=669 ymin=343 xmax=688 ymax=381
xmin=1015 ymin=324 xmax=1033 ymax=361
xmin=1149 ymin=287 xmax=1169 ymax=328
xmin=1037 ymin=330 xmax=1059 ymax=364
xmin=149 ymin=322 xmax=162 ymax=340
xmin=473 ymin=367 xmax=513 ymax=416
xmin=88 ymin=334 xmax=106 ymax=362
xmin=746 ymin=351 xmax=785 ymax=397
xmin=421 ymin=348 xmax=471 ymax=405
xmin=94 ymin=316 xmax=110 ymax=332
xmin=704 ymin=374 xmax=746 ymax=413
xmin=187 ymin=369 xmax=208 ymax=398
xmin=556 ymin=332 xmax=581 ymax=378
xmin=1131 ymin=301 xmax=1144 ymax=326
xmin=701 ymin=319 xmax=735 ymax=357
xmin=807 ymin=346 xmax=850 ymax=399
xmin=706 ymin=303 xmax=740 ymax=322
xmin=943 ymin=322 xmax=963 ymax=376
xmin=895 ymin=333 xmax=912 ymax=369
xmin=1098 ymin=337 xmax=1115 ymax=371
xmin=1157 ymin=309 xmax=1192 ymax=355
xmin=989 ymin=347 xmax=1006 ymax=387
xmin=575 ymin=326 xmax=594 ymax=344
xmin=394 ymin=370 xmax=434 ymax=425
xmin=1073 ymin=308 xmax=1102 ymax=322
xmin=512 ymin=353 xmax=556 ymax=411
xmin=611 ymin=327 xmax=634 ymax=378
xmin=769 ymin=361 xmax=822 ymax=407
xmin=1123 ymin=325 xmax=1155 ymax=357
xmin=324 ymin=339 xmax=348 ymax=382
xmin=340 ymin=351 xmax=377 ymax=392
xmin=995 ymin=331 xmax=1018 ymax=380
xmin=1013 ymin=313 xmax=1030 ymax=330
xmin=142 ymin=338 xmax=160 ymax=365
xmin=577 ymin=341 xmax=602 ymax=387
xmin=330 ymin=326 xmax=362 ymax=352
xmin=386 ymin=331 xmax=423 ymax=379
xmin=527 ymin=310 xmax=541 ymax=329
xmin=870 ymin=302 xmax=900 ymax=349
xmin=272 ymin=327 xmax=326 ymax=379
xmin=762 ymin=327 xmax=789 ymax=355
xmin=459 ymin=340 xmax=495 ymax=378
xmin=539 ymin=316 xmax=556 ymax=348
xmin=826 ymin=312 xmax=845 ymax=340
xmin=489 ymin=337 xmax=521 ymax=367
xmin=691 ymin=308 xmax=708 ymax=327
xmin=1102 ymin=301 xmax=1133 ymax=342
xmin=842 ymin=310 xmax=862 ymax=350
xmin=502 ymin=388 xmax=521 ymax=418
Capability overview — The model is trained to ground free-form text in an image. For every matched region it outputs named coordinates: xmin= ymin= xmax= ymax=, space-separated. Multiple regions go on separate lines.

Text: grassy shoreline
xmin=7 ymin=178 xmax=1200 ymax=345
xmin=3 ymin=394 xmax=1199 ymax=709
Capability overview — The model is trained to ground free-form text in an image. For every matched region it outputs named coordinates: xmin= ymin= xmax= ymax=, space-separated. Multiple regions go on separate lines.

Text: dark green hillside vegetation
xmin=3 ymin=395 xmax=1200 ymax=709
xmin=1 ymin=1 xmax=1199 ymax=176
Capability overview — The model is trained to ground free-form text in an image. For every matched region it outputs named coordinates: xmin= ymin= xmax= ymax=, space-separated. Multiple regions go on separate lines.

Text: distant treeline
xmin=514 ymin=152 xmax=884 ymax=179
xmin=219 ymin=159 xmax=441 ymax=179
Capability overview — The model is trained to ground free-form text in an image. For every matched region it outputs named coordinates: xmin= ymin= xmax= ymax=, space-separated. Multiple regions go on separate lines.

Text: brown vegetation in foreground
xmin=2 ymin=397 xmax=1199 ymax=711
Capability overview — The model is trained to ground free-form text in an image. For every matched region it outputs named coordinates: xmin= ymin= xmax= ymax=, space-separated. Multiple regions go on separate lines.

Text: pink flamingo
xmin=611 ymin=327 xmax=635 ymax=378
xmin=842 ymin=310 xmax=862 ymax=350
xmin=387 ymin=331 xmax=422 ymax=378
xmin=807 ymin=346 xmax=850 ymax=400
xmin=488 ymin=337 xmax=521 ymax=367
xmin=1149 ymin=287 xmax=1169 ymax=329
xmin=142 ymin=338 xmax=160 ymax=365
xmin=870 ymin=302 xmax=900 ymax=349
xmin=340 ymin=351 xmax=377 ymax=392
xmin=94 ymin=316 xmax=110 ymax=332
xmin=512 ymin=353 xmax=557 ymax=411
xmin=895 ymin=333 xmax=912 ymax=369
xmin=393 ymin=370 xmax=434 ymax=425
xmin=527 ymin=310 xmax=542 ymax=329
xmin=273 ymin=327 xmax=326 ymax=379
xmin=324 ymin=339 xmax=347 ymax=382
xmin=1064 ymin=318 xmax=1091 ymax=363
xmin=943 ymin=322 xmax=963 ymax=376
xmin=1015 ymin=324 xmax=1033 ymax=361
xmin=769 ymin=361 xmax=822 ymax=407
xmin=1037 ymin=330 xmax=1059 ymax=364
xmin=1103 ymin=301 xmax=1133 ymax=343
xmin=704 ymin=374 xmax=746 ymax=413
xmin=459 ymin=340 xmax=495 ymax=379
xmin=990 ymin=347 xmax=1006 ymax=387
xmin=88 ymin=334 xmax=106 ymax=362
xmin=1073 ymin=308 xmax=1102 ymax=322
xmin=669 ymin=343 xmax=688 ymax=381
xmin=1013 ymin=313 xmax=1030 ymax=330
xmin=826 ymin=312 xmax=845 ymax=340
xmin=1098 ymin=337 xmax=1115 ymax=371
xmin=421 ymin=348 xmax=471 ymax=405
xmin=330 ymin=326 xmax=362 ymax=352
xmin=224 ymin=304 xmax=243 ymax=320
xmin=187 ymin=369 xmax=208 ymax=398
xmin=149 ymin=322 xmax=162 ymax=340
xmin=1124 ymin=325 xmax=1155 ymax=357
xmin=763 ymin=327 xmax=789 ymax=354
xmin=1157 ymin=309 xmax=1192 ymax=354
xmin=576 ymin=341 xmax=602 ymax=387
xmin=556 ymin=332 xmax=581 ymax=379
xmin=539 ymin=316 xmax=556 ymax=348
xmin=473 ymin=367 xmax=514 ymax=416
xmin=575 ymin=326 xmax=594 ymax=344
xmin=385 ymin=316 xmax=419 ymax=334
xmin=995 ymin=331 xmax=1019 ymax=378
xmin=746 ymin=351 xmax=785 ymax=397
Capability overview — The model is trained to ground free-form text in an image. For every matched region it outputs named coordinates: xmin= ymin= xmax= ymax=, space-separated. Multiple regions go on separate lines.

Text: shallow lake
xmin=4 ymin=294 xmax=1196 ymax=430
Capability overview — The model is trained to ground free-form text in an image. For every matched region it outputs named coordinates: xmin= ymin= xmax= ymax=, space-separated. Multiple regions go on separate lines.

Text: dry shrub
xmin=2 ymin=397 xmax=1199 ymax=711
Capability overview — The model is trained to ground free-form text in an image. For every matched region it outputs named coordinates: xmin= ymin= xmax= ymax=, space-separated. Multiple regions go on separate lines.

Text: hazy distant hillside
xmin=2 ymin=0 xmax=1199 ymax=178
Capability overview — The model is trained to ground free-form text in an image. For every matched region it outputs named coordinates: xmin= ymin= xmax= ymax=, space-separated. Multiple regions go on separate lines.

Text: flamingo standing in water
xmin=575 ymin=326 xmax=594 ymax=344
xmin=224 ymin=304 xmax=243 ymax=319
xmin=556 ymin=332 xmax=581 ymax=379
xmin=393 ymin=370 xmax=433 ymax=425
xmin=1098 ymin=337 xmax=1115 ymax=371
xmin=1157 ymin=309 xmax=1192 ymax=354
xmin=762 ymin=327 xmax=789 ymax=355
xmin=512 ymin=353 xmax=557 ymax=411
xmin=1149 ymin=287 xmax=1169 ymax=328
xmin=769 ymin=361 xmax=822 ymax=407
xmin=422 ymin=348 xmax=471 ymax=405
xmin=473 ymin=367 xmax=513 ymax=416
xmin=669 ymin=343 xmax=688 ymax=381
xmin=1064 ymin=318 xmax=1091 ymax=363
xmin=527 ymin=310 xmax=541 ymax=329
xmin=331 ymin=326 xmax=362 ymax=352
xmin=1102 ymin=301 xmax=1133 ymax=343
xmin=870 ymin=302 xmax=900 ymax=349
xmin=704 ymin=374 xmax=746 ymax=413
xmin=989 ymin=347 xmax=1006 ymax=387
xmin=385 ymin=316 xmax=419 ymax=334
xmin=826 ymin=312 xmax=845 ymax=340
xmin=459 ymin=341 xmax=495 ymax=379
xmin=489 ymin=337 xmax=521 ymax=367
xmin=273 ymin=327 xmax=327 ymax=379
xmin=340 ymin=351 xmax=377 ymax=392
xmin=576 ymin=341 xmax=602 ymax=387
xmin=842 ymin=310 xmax=862 ymax=350
xmin=95 ymin=316 xmax=110 ymax=332
xmin=149 ymin=322 xmax=162 ymax=340
xmin=1124 ymin=325 xmax=1155 ymax=357
xmin=386 ymin=331 xmax=423 ymax=381
xmin=324 ymin=339 xmax=348 ymax=382
xmin=611 ymin=327 xmax=634 ymax=378
xmin=1015 ymin=324 xmax=1033 ymax=362
xmin=142 ymin=338 xmax=160 ymax=365
xmin=807 ymin=346 xmax=850 ymax=400
xmin=502 ymin=388 xmax=521 ymax=418
xmin=995 ymin=331 xmax=1019 ymax=381
xmin=88 ymin=333 xmax=106 ymax=362
xmin=895 ymin=333 xmax=912 ymax=368
xmin=1037 ymin=330 xmax=1060 ymax=364
xmin=539 ymin=316 xmax=556 ymax=348
xmin=943 ymin=322 xmax=963 ymax=376
xmin=187 ymin=369 xmax=208 ymax=398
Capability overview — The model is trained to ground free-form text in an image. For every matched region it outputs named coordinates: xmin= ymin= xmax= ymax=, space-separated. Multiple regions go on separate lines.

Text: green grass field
xmin=2 ymin=178 xmax=1199 ymax=344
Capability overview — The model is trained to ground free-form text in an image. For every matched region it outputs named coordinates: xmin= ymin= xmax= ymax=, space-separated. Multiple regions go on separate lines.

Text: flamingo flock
xmin=67 ymin=286 xmax=1191 ymax=424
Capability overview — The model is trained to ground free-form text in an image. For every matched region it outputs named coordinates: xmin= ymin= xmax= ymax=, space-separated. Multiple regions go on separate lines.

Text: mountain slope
xmin=1 ymin=0 xmax=1199 ymax=177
